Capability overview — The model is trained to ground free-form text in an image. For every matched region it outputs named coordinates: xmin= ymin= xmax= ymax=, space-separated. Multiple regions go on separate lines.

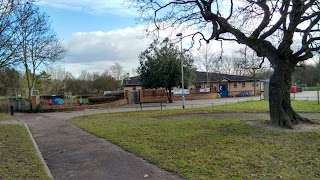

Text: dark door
xmin=219 ymin=84 xmax=229 ymax=97
xmin=131 ymin=91 xmax=139 ymax=103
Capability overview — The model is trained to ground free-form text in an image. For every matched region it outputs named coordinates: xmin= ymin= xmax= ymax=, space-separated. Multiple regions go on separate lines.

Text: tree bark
xmin=269 ymin=63 xmax=311 ymax=128
xmin=166 ymin=88 xmax=173 ymax=103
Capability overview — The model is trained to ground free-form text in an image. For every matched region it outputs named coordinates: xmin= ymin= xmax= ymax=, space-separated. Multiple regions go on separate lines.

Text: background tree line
xmin=0 ymin=62 xmax=126 ymax=97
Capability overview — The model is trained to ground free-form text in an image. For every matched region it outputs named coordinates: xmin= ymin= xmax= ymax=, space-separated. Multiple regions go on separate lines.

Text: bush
xmin=76 ymin=95 xmax=94 ymax=98
xmin=88 ymin=96 xmax=119 ymax=104
xmin=0 ymin=104 xmax=8 ymax=113
xmin=105 ymin=92 xmax=124 ymax=99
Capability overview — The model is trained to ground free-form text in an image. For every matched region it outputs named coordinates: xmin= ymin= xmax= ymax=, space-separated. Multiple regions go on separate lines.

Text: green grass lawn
xmin=197 ymin=100 xmax=320 ymax=113
xmin=303 ymin=87 xmax=320 ymax=91
xmin=0 ymin=124 xmax=50 ymax=179
xmin=71 ymin=100 xmax=320 ymax=179
xmin=0 ymin=113 xmax=14 ymax=121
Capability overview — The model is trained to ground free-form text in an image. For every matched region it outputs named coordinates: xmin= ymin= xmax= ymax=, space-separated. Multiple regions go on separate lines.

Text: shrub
xmin=88 ymin=96 xmax=119 ymax=104
xmin=77 ymin=95 xmax=94 ymax=98
xmin=105 ymin=92 xmax=124 ymax=99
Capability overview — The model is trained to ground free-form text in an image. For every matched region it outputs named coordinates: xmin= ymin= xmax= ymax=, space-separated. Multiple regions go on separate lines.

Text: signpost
xmin=317 ymin=83 xmax=319 ymax=105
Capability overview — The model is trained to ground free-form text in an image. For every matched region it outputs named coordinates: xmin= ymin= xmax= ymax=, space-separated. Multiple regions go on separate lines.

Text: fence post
xmin=317 ymin=84 xmax=320 ymax=104
xmin=10 ymin=105 xmax=14 ymax=116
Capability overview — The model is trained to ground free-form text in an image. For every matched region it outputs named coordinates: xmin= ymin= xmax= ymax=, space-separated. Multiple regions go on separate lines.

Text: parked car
xmin=173 ymin=89 xmax=190 ymax=95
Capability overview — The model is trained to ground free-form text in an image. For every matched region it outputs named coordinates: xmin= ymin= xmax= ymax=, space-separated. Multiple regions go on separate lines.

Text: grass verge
xmin=71 ymin=100 xmax=320 ymax=179
xmin=0 ymin=113 xmax=14 ymax=121
xmin=196 ymin=100 xmax=320 ymax=113
xmin=303 ymin=87 xmax=320 ymax=91
xmin=0 ymin=124 xmax=50 ymax=179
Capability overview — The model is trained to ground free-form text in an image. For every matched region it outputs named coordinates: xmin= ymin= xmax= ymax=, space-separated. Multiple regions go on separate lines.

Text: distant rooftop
xmin=122 ymin=71 xmax=259 ymax=86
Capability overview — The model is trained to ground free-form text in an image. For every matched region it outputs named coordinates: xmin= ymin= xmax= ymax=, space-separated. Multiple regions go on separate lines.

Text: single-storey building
xmin=122 ymin=71 xmax=262 ymax=97
xmin=192 ymin=72 xmax=261 ymax=97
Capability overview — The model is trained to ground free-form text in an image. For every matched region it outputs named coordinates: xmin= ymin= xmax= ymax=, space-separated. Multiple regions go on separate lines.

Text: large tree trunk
xmin=269 ymin=64 xmax=311 ymax=128
xmin=166 ymin=88 xmax=173 ymax=103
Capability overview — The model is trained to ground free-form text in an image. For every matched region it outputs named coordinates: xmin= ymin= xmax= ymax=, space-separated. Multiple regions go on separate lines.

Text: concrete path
xmin=18 ymin=113 xmax=182 ymax=180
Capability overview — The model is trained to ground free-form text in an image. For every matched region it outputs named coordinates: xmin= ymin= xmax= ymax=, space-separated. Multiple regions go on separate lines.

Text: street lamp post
xmin=176 ymin=32 xmax=185 ymax=109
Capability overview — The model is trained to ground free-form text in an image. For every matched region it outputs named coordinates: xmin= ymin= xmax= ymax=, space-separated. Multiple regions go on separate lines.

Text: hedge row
xmin=105 ymin=92 xmax=124 ymax=99
xmin=88 ymin=96 xmax=119 ymax=104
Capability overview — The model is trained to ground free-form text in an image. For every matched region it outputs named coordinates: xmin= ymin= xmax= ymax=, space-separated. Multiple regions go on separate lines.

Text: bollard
xmin=140 ymin=102 xmax=142 ymax=111
xmin=160 ymin=102 xmax=162 ymax=110
xmin=10 ymin=105 xmax=14 ymax=116
xmin=212 ymin=103 xmax=214 ymax=107
xmin=191 ymin=104 xmax=193 ymax=109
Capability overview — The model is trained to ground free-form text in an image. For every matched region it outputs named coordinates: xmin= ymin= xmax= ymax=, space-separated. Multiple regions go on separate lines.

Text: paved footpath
xmin=18 ymin=113 xmax=182 ymax=180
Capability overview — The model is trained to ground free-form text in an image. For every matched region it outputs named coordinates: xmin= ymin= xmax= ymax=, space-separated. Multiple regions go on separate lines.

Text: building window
xmin=133 ymin=87 xmax=136 ymax=90
xmin=252 ymin=83 xmax=259 ymax=87
xmin=234 ymin=83 xmax=237 ymax=88
xmin=242 ymin=82 xmax=245 ymax=87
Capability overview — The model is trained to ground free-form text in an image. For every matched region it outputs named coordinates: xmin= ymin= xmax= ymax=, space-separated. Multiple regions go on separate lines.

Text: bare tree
xmin=214 ymin=55 xmax=234 ymax=75
xmin=14 ymin=2 xmax=67 ymax=98
xmin=78 ymin=70 xmax=89 ymax=80
xmin=130 ymin=0 xmax=320 ymax=128
xmin=0 ymin=0 xmax=30 ymax=68
xmin=195 ymin=43 xmax=219 ymax=87
xmin=109 ymin=63 xmax=125 ymax=81
xmin=109 ymin=63 xmax=126 ymax=90
xmin=234 ymin=46 xmax=269 ymax=76
xmin=45 ymin=64 xmax=68 ymax=94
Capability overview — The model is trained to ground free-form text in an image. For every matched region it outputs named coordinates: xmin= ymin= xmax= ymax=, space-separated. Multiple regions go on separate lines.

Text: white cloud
xmin=63 ymin=26 xmax=153 ymax=76
xmin=36 ymin=0 xmax=134 ymax=16
xmin=62 ymin=23 xmax=244 ymax=77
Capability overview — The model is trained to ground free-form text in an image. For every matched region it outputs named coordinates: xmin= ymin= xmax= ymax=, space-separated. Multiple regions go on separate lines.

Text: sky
xmin=36 ymin=0 xmax=157 ymax=77
xmin=34 ymin=1 xmax=319 ymax=78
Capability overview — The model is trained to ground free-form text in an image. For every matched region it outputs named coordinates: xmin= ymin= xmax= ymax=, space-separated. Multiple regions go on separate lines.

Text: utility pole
xmin=176 ymin=32 xmax=185 ymax=109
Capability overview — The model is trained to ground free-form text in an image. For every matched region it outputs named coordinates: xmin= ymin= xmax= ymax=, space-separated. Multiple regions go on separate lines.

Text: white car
xmin=173 ymin=89 xmax=190 ymax=95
